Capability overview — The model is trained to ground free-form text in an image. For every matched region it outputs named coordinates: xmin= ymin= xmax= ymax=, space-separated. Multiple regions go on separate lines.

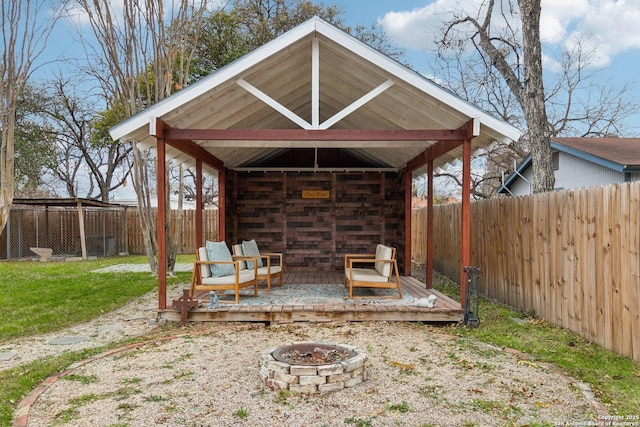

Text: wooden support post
xmin=122 ymin=207 xmax=129 ymax=254
xmin=77 ymin=200 xmax=87 ymax=260
xmin=156 ymin=123 xmax=168 ymax=310
xmin=460 ymin=138 xmax=472 ymax=308
xmin=426 ymin=159 xmax=434 ymax=289
xmin=218 ymin=168 xmax=226 ymax=242
xmin=404 ymin=169 xmax=412 ymax=276
xmin=195 ymin=159 xmax=203 ymax=249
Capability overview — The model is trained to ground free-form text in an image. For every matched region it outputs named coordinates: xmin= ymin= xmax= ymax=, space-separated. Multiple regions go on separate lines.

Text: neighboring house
xmin=497 ymin=137 xmax=640 ymax=196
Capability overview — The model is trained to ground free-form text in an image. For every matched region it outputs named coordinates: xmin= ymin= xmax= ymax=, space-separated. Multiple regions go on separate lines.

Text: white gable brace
xmin=237 ymin=38 xmax=394 ymax=131
xmin=319 ymin=80 xmax=394 ymax=130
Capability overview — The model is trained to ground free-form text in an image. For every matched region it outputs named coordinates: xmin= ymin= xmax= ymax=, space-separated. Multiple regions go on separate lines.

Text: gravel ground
xmin=25 ymin=321 xmax=598 ymax=427
xmin=5 ymin=264 xmax=601 ymax=426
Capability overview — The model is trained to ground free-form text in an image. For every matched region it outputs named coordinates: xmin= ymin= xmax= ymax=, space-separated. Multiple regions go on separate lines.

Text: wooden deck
xmin=160 ymin=271 xmax=463 ymax=324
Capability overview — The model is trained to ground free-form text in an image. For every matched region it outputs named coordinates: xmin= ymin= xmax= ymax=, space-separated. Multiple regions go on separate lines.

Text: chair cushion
xmin=257 ymin=265 xmax=282 ymax=276
xmin=201 ymin=269 xmax=255 ymax=285
xmin=242 ymin=239 xmax=264 ymax=269
xmin=198 ymin=247 xmax=211 ymax=278
xmin=347 ymin=267 xmax=391 ymax=283
xmin=374 ymin=244 xmax=393 ymax=277
xmin=205 ymin=241 xmax=235 ymax=277
xmin=231 ymin=244 xmax=247 ymax=270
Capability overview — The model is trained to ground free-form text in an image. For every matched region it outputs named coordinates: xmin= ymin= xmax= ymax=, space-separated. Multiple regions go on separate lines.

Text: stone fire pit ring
xmin=260 ymin=342 xmax=367 ymax=394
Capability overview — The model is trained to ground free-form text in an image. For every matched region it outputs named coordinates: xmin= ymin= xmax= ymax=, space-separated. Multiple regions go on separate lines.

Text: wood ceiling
xmin=110 ymin=17 xmax=520 ymax=177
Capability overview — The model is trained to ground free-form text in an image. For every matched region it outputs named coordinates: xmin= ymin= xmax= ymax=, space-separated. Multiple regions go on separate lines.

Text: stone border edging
xmin=12 ymin=324 xmax=255 ymax=427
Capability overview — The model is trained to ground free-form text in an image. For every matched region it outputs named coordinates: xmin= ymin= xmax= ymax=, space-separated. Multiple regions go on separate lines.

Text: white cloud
xmin=378 ymin=0 xmax=473 ymax=51
xmin=539 ymin=0 xmax=590 ymax=43
xmin=379 ymin=0 xmax=640 ymax=67
xmin=563 ymin=0 xmax=640 ymax=66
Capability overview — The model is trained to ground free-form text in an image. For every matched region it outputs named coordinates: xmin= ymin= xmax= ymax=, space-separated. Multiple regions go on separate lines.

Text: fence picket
xmin=411 ymin=182 xmax=640 ymax=361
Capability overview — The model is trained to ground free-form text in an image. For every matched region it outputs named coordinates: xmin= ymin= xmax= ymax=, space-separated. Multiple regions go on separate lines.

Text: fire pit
xmin=260 ymin=342 xmax=367 ymax=394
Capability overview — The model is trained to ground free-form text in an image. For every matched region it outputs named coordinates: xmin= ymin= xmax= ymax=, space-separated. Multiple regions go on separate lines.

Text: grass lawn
xmin=432 ymin=273 xmax=640 ymax=417
xmin=0 ymin=255 xmax=192 ymax=341
xmin=0 ymin=259 xmax=638 ymax=425
xmin=0 ymin=255 xmax=193 ymax=426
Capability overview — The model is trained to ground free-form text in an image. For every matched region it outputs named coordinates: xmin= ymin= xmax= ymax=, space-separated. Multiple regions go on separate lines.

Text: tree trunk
xmin=519 ymin=0 xmax=554 ymax=192
xmin=131 ymin=143 xmax=158 ymax=274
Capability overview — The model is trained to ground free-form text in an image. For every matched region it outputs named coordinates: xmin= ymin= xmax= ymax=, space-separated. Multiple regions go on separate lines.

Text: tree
xmin=72 ymin=0 xmax=213 ymax=274
xmin=13 ymin=84 xmax=57 ymax=196
xmin=440 ymin=0 xmax=553 ymax=193
xmin=190 ymin=0 xmax=404 ymax=80
xmin=0 ymin=0 xmax=64 ymax=234
xmin=546 ymin=39 xmax=640 ymax=139
xmin=43 ymin=77 xmax=132 ymax=200
xmin=434 ymin=10 xmax=639 ymax=197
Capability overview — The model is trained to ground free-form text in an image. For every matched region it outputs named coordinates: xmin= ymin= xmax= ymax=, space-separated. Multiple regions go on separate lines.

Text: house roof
xmin=109 ymin=17 xmax=520 ymax=175
xmin=497 ymin=137 xmax=640 ymax=193
xmin=552 ymin=137 xmax=640 ymax=169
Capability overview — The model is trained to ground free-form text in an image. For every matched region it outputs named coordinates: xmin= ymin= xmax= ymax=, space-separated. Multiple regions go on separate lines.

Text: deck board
xmin=162 ymin=271 xmax=463 ymax=323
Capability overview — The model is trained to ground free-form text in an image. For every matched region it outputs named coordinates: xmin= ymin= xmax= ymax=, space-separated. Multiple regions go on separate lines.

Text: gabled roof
xmin=109 ymin=16 xmax=520 ymax=174
xmin=552 ymin=137 xmax=640 ymax=170
xmin=497 ymin=137 xmax=640 ymax=193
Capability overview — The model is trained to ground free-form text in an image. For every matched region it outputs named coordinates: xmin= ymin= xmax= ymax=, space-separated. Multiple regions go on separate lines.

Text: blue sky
xmin=39 ymin=0 xmax=640 ymax=135
xmin=336 ymin=0 xmax=640 ymax=134
xmin=33 ymin=0 xmax=640 ymax=199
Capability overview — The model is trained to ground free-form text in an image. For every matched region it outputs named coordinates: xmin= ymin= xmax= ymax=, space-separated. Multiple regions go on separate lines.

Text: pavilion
xmin=109 ymin=17 xmax=520 ymax=315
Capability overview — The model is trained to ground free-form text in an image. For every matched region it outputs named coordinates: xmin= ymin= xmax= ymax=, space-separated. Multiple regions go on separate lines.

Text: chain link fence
xmin=1 ymin=204 xmax=127 ymax=260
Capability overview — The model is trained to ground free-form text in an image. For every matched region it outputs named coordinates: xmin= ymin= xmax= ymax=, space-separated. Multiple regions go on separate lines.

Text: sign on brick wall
xmin=302 ymin=190 xmax=330 ymax=199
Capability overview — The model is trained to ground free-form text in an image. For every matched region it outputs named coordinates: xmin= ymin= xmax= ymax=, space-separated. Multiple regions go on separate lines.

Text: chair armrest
xmin=260 ymin=252 xmax=282 ymax=266
xmin=195 ymin=259 xmax=238 ymax=265
xmin=344 ymin=253 xmax=374 ymax=265
xmin=347 ymin=258 xmax=394 ymax=266
xmin=230 ymin=256 xmax=259 ymax=273
xmin=193 ymin=259 xmax=241 ymax=279
xmin=344 ymin=253 xmax=375 ymax=258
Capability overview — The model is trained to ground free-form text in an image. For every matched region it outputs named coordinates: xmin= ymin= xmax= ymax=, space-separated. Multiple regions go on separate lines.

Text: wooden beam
xmin=195 ymin=159 xmax=203 ymax=249
xmin=150 ymin=119 xmax=224 ymax=171
xmin=165 ymin=139 xmax=224 ymax=172
xmin=406 ymin=119 xmax=476 ymax=172
xmin=218 ymin=168 xmax=226 ymax=242
xmin=156 ymin=123 xmax=168 ymax=310
xmin=406 ymin=139 xmax=466 ymax=172
xmin=237 ymin=79 xmax=312 ymax=129
xmin=404 ymin=169 xmax=412 ymax=276
xmin=164 ymin=128 xmax=468 ymax=142
xmin=426 ymin=159 xmax=434 ymax=289
xmin=312 ymin=38 xmax=319 ymax=128
xmin=320 ymin=80 xmax=395 ymax=130
xmin=427 ymin=139 xmax=465 ymax=161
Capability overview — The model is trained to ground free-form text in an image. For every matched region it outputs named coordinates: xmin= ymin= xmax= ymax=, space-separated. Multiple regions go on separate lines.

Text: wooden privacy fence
xmin=1 ymin=206 xmax=218 ymax=259
xmin=126 ymin=209 xmax=218 ymax=254
xmin=413 ymin=181 xmax=640 ymax=361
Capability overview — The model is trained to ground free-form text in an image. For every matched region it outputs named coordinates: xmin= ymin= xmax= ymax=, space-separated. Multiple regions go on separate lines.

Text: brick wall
xmin=226 ymin=171 xmax=405 ymax=272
